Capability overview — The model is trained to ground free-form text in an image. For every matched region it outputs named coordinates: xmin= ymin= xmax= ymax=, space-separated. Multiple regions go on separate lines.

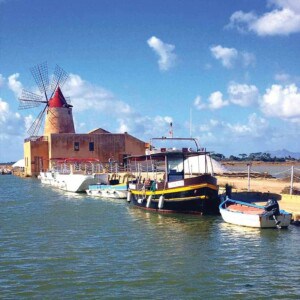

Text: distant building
xmin=24 ymin=87 xmax=146 ymax=176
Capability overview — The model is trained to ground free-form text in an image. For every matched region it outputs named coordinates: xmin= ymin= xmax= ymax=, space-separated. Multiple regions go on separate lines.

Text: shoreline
xmin=221 ymin=161 xmax=300 ymax=167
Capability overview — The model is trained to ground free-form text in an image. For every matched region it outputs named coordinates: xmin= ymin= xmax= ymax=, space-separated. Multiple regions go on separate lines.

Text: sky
xmin=1 ymin=0 xmax=300 ymax=162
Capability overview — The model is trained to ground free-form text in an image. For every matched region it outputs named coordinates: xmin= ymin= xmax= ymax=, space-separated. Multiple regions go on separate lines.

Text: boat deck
xmin=227 ymin=204 xmax=264 ymax=215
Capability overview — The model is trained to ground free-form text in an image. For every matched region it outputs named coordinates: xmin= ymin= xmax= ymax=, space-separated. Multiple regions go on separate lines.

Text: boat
xmin=126 ymin=137 xmax=220 ymax=214
xmin=39 ymin=170 xmax=98 ymax=193
xmin=38 ymin=159 xmax=104 ymax=193
xmin=0 ymin=168 xmax=12 ymax=175
xmin=86 ymin=173 xmax=128 ymax=198
xmin=86 ymin=183 xmax=128 ymax=198
xmin=219 ymin=197 xmax=292 ymax=228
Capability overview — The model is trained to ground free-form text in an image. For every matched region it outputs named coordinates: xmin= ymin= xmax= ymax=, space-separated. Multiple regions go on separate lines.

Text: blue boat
xmin=86 ymin=182 xmax=128 ymax=199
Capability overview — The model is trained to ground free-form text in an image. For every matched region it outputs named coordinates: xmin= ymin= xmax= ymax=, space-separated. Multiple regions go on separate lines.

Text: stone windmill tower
xmin=18 ymin=62 xmax=75 ymax=137
xmin=43 ymin=86 xmax=75 ymax=136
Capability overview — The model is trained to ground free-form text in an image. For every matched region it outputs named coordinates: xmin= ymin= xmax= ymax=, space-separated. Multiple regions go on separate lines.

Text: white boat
xmin=219 ymin=197 xmax=292 ymax=228
xmin=39 ymin=171 xmax=98 ymax=193
xmin=85 ymin=172 xmax=127 ymax=198
xmin=86 ymin=183 xmax=128 ymax=199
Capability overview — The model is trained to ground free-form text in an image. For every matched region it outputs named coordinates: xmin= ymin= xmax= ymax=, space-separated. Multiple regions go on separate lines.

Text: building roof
xmin=88 ymin=128 xmax=111 ymax=134
xmin=49 ymin=86 xmax=71 ymax=108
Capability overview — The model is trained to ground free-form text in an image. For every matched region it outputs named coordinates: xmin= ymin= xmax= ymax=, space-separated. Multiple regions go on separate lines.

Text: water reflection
xmin=218 ymin=221 xmax=263 ymax=238
xmin=85 ymin=194 xmax=126 ymax=206
xmin=126 ymin=205 xmax=216 ymax=235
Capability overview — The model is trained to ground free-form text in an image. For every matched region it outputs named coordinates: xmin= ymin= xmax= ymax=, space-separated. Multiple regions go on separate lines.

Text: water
xmin=1 ymin=175 xmax=299 ymax=299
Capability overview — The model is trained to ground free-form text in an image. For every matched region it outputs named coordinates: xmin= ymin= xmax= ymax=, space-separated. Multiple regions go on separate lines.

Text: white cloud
xmin=274 ymin=72 xmax=291 ymax=83
xmin=193 ymin=83 xmax=259 ymax=111
xmin=0 ymin=98 xmax=25 ymax=140
xmin=269 ymin=0 xmax=300 ymax=13
xmin=199 ymin=114 xmax=268 ymax=139
xmin=210 ymin=45 xmax=238 ymax=68
xmin=210 ymin=45 xmax=255 ymax=68
xmin=260 ymin=84 xmax=300 ymax=122
xmin=227 ymin=113 xmax=268 ymax=138
xmin=147 ymin=36 xmax=177 ymax=71
xmin=241 ymin=52 xmax=256 ymax=67
xmin=199 ymin=119 xmax=220 ymax=132
xmin=7 ymin=73 xmax=23 ymax=97
xmin=116 ymin=115 xmax=173 ymax=137
xmin=63 ymin=73 xmax=176 ymax=137
xmin=0 ymin=74 xmax=5 ymax=87
xmin=24 ymin=115 xmax=34 ymax=132
xmin=228 ymin=83 xmax=259 ymax=106
xmin=64 ymin=73 xmax=134 ymax=116
xmin=227 ymin=0 xmax=300 ymax=36
xmin=208 ymin=91 xmax=229 ymax=109
xmin=194 ymin=95 xmax=206 ymax=110
xmin=274 ymin=72 xmax=300 ymax=84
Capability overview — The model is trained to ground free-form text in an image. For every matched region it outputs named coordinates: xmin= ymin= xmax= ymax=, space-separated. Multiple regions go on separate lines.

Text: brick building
xmin=23 ymin=87 xmax=146 ymax=176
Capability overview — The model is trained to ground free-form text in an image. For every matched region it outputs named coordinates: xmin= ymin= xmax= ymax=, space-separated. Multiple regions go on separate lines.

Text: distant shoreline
xmin=221 ymin=161 xmax=300 ymax=167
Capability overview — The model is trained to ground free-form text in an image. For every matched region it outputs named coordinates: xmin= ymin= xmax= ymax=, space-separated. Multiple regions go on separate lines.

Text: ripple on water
xmin=0 ymin=176 xmax=299 ymax=299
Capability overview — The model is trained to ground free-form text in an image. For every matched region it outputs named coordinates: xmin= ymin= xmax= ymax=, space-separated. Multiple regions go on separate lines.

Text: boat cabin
xmin=125 ymin=137 xmax=213 ymax=184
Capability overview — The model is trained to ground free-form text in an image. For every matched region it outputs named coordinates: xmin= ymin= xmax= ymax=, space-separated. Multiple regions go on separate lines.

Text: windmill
xmin=19 ymin=62 xmax=75 ymax=137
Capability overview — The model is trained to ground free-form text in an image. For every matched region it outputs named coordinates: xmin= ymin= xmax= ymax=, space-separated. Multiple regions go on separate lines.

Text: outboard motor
xmin=264 ymin=199 xmax=281 ymax=227
xmin=264 ymin=199 xmax=280 ymax=215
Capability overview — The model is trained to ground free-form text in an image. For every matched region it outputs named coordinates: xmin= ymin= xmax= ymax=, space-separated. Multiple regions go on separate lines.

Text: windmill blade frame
xmin=27 ymin=105 xmax=48 ymax=137
xmin=49 ymin=64 xmax=69 ymax=99
xmin=18 ymin=89 xmax=47 ymax=109
xmin=30 ymin=61 xmax=49 ymax=101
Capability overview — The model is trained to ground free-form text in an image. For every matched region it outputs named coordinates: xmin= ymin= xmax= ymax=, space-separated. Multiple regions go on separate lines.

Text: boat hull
xmin=128 ymin=175 xmax=219 ymax=214
xmin=39 ymin=171 xmax=97 ymax=193
xmin=219 ymin=199 xmax=292 ymax=228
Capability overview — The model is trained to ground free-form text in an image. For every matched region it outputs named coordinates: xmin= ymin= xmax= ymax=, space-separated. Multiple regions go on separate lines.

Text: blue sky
xmin=1 ymin=0 xmax=300 ymax=162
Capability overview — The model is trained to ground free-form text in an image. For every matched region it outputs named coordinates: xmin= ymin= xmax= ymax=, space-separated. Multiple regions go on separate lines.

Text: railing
xmin=240 ymin=165 xmax=300 ymax=195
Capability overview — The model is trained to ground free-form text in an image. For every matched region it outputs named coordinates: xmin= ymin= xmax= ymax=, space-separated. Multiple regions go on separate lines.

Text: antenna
xmin=189 ymin=107 xmax=192 ymax=137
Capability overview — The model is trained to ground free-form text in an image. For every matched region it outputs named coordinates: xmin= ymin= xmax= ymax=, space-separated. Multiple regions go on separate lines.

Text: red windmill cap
xmin=49 ymin=86 xmax=69 ymax=108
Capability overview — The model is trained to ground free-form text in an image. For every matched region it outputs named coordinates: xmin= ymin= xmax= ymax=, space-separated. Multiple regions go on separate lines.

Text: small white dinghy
xmin=86 ymin=183 xmax=128 ymax=199
xmin=219 ymin=197 xmax=292 ymax=229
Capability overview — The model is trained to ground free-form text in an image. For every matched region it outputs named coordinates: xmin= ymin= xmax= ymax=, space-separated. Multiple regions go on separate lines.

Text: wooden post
xmin=290 ymin=166 xmax=294 ymax=195
xmin=247 ymin=163 xmax=251 ymax=192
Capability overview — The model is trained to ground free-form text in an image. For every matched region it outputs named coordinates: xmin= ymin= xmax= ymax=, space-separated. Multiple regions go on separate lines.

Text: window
xmin=89 ymin=142 xmax=94 ymax=151
xmin=74 ymin=142 xmax=80 ymax=151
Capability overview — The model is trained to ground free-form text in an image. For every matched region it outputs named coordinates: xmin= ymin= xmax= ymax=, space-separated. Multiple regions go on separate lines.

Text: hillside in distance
xmin=266 ymin=149 xmax=300 ymax=159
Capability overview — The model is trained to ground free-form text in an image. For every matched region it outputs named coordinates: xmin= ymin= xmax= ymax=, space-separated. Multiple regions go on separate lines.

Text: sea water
xmin=0 ymin=175 xmax=299 ymax=299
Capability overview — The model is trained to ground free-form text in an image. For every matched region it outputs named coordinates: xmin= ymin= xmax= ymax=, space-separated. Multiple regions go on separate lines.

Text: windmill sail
xmin=49 ymin=65 xmax=69 ymax=99
xmin=27 ymin=105 xmax=47 ymax=137
xmin=18 ymin=89 xmax=46 ymax=109
xmin=30 ymin=62 xmax=49 ymax=100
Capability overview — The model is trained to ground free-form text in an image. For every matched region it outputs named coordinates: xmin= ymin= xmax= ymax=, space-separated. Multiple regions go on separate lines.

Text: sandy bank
xmin=216 ymin=176 xmax=299 ymax=194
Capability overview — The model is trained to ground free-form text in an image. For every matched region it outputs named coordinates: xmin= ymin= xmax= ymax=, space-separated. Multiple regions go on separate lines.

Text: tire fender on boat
xmin=146 ymin=195 xmax=152 ymax=208
xmin=158 ymin=195 xmax=164 ymax=209
xmin=127 ymin=191 xmax=132 ymax=202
